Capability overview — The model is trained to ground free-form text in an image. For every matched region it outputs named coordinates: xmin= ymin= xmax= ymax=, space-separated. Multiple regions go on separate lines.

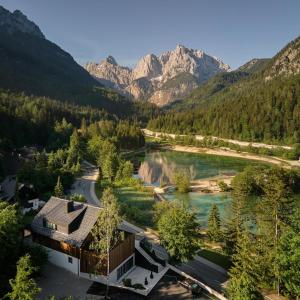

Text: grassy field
xmin=198 ymin=249 xmax=232 ymax=270
xmin=115 ymin=186 xmax=155 ymax=227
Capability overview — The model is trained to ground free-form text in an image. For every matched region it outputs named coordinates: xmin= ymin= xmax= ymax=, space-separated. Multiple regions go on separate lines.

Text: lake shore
xmin=161 ymin=144 xmax=300 ymax=168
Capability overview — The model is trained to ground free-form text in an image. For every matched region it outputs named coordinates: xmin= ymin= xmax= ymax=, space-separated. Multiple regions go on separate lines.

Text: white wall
xmin=44 ymin=246 xmax=79 ymax=275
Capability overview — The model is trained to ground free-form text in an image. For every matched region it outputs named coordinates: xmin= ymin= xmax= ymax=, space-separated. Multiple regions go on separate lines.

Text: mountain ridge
xmin=147 ymin=36 xmax=300 ymax=144
xmin=85 ymin=45 xmax=230 ymax=106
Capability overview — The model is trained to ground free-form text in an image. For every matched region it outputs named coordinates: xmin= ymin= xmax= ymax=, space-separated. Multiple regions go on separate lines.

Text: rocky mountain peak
xmin=0 ymin=6 xmax=45 ymax=39
xmin=133 ymin=53 xmax=162 ymax=80
xmin=104 ymin=55 xmax=118 ymax=65
xmin=85 ymin=44 xmax=230 ymax=106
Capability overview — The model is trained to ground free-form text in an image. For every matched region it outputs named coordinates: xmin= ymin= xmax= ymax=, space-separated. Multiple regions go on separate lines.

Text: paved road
xmin=176 ymin=258 xmax=228 ymax=294
xmin=68 ymin=160 xmax=100 ymax=207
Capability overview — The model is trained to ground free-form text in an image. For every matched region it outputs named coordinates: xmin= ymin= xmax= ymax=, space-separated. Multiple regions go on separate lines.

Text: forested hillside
xmin=0 ymin=6 xmax=160 ymax=119
xmin=148 ymin=36 xmax=300 ymax=144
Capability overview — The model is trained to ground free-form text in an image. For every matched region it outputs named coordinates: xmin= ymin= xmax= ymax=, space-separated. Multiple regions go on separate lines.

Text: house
xmin=30 ymin=197 xmax=169 ymax=296
xmin=0 ymin=175 xmax=44 ymax=214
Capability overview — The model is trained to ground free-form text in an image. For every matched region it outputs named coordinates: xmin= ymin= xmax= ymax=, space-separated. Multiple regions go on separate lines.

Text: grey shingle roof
xmin=31 ymin=196 xmax=135 ymax=248
xmin=31 ymin=196 xmax=100 ymax=247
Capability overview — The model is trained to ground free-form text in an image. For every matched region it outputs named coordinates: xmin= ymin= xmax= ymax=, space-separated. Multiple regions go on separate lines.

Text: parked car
xmin=179 ymin=278 xmax=203 ymax=296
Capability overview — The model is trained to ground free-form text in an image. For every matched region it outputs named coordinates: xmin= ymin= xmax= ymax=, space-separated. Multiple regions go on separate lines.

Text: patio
xmin=118 ymin=265 xmax=169 ymax=296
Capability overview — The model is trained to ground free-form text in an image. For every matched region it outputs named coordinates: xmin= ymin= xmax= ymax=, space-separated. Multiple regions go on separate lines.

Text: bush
xmin=173 ymin=171 xmax=190 ymax=193
xmin=122 ymin=278 xmax=132 ymax=287
xmin=133 ymin=283 xmax=145 ymax=290
xmin=21 ymin=244 xmax=48 ymax=276
xmin=218 ymin=181 xmax=231 ymax=192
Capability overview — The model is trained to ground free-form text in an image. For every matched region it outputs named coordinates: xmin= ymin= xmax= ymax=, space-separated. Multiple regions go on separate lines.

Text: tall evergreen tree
xmin=227 ymin=231 xmax=261 ymax=300
xmin=276 ymin=209 xmax=300 ymax=298
xmin=54 ymin=176 xmax=64 ymax=198
xmin=207 ymin=204 xmax=222 ymax=242
xmin=224 ymin=196 xmax=245 ymax=255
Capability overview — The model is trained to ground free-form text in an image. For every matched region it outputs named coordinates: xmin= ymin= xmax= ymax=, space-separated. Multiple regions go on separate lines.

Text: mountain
xmin=148 ymin=36 xmax=300 ymax=144
xmin=85 ymin=45 xmax=230 ymax=106
xmin=167 ymin=58 xmax=270 ymax=110
xmin=0 ymin=6 xmax=144 ymax=117
xmin=0 ymin=7 xmax=45 ymax=38
xmin=237 ymin=58 xmax=270 ymax=74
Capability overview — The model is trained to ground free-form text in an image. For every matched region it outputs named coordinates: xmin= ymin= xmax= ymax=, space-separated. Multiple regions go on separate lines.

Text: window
xmin=68 ymin=257 xmax=73 ymax=264
xmin=43 ymin=219 xmax=57 ymax=230
xmin=117 ymin=257 xmax=133 ymax=280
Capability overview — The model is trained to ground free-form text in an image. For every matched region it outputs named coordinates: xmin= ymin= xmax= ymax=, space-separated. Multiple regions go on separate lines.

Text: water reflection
xmin=137 ymin=150 xmax=250 ymax=185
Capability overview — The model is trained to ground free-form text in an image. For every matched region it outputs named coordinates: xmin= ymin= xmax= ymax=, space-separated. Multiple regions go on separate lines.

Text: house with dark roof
xmin=0 ymin=175 xmax=44 ymax=214
xmin=30 ymin=196 xmax=169 ymax=296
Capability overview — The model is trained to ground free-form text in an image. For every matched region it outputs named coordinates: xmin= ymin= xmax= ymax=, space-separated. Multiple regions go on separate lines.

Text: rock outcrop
xmin=265 ymin=36 xmax=300 ymax=81
xmin=85 ymin=45 xmax=230 ymax=106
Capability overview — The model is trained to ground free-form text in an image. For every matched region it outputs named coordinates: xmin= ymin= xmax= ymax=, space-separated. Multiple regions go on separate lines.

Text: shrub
xmin=173 ymin=171 xmax=190 ymax=193
xmin=122 ymin=278 xmax=132 ymax=287
xmin=133 ymin=283 xmax=145 ymax=290
xmin=21 ymin=244 xmax=48 ymax=276
xmin=218 ymin=181 xmax=231 ymax=192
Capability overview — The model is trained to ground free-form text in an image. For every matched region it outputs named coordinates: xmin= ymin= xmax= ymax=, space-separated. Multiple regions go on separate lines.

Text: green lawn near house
xmin=198 ymin=249 xmax=232 ymax=270
xmin=115 ymin=186 xmax=155 ymax=227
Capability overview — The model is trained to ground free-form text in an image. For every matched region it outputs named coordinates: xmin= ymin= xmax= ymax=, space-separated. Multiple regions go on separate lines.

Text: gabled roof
xmin=31 ymin=196 xmax=100 ymax=247
xmin=47 ymin=201 xmax=86 ymax=226
xmin=31 ymin=196 xmax=135 ymax=248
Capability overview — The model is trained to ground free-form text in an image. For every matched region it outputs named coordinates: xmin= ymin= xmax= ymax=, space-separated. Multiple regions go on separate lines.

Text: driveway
xmin=175 ymin=258 xmax=228 ymax=293
xmin=37 ymin=263 xmax=91 ymax=300
xmin=68 ymin=160 xmax=100 ymax=206
xmin=86 ymin=274 xmax=215 ymax=299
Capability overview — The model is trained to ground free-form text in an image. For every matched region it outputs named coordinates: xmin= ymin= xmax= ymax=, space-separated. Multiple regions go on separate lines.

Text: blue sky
xmin=0 ymin=0 xmax=299 ymax=69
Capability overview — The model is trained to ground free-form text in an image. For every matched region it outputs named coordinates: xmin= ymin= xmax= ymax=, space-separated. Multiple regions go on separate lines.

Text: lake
xmin=137 ymin=150 xmax=265 ymax=226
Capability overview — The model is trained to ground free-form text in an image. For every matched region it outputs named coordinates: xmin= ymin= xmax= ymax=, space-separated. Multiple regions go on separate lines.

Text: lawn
xmin=198 ymin=249 xmax=232 ymax=270
xmin=115 ymin=186 xmax=155 ymax=227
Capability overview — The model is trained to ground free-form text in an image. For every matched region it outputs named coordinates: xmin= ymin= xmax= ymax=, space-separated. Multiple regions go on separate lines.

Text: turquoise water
xmin=163 ymin=192 xmax=232 ymax=227
xmin=138 ymin=150 xmax=266 ymax=226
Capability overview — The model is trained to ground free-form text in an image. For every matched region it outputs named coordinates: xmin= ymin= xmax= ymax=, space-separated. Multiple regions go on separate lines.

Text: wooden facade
xmin=109 ymin=233 xmax=135 ymax=271
xmin=32 ymin=232 xmax=80 ymax=258
xmin=80 ymin=233 xmax=135 ymax=274
xmin=32 ymin=231 xmax=135 ymax=276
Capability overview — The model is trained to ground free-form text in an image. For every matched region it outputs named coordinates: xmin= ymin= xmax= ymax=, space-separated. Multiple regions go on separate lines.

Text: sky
xmin=0 ymin=0 xmax=299 ymax=69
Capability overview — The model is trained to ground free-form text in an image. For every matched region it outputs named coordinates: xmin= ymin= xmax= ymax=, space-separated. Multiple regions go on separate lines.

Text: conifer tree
xmin=227 ymin=231 xmax=261 ymax=300
xmin=207 ymin=204 xmax=222 ymax=242
xmin=54 ymin=176 xmax=64 ymax=198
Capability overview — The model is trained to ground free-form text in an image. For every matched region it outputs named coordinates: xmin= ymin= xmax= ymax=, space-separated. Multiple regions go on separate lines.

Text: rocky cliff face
xmin=0 ymin=6 xmax=45 ymax=39
xmin=85 ymin=45 xmax=230 ymax=106
xmin=265 ymin=36 xmax=300 ymax=81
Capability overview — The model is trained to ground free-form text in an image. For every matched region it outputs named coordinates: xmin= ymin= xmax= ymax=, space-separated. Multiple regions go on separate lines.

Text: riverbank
xmin=162 ymin=144 xmax=300 ymax=168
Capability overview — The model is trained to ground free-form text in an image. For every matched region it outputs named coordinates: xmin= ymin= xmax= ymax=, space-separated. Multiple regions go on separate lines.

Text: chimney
xmin=66 ymin=200 xmax=74 ymax=213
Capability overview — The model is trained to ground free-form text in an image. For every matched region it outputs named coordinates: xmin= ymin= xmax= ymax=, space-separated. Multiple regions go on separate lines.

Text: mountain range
xmin=0 ymin=5 xmax=299 ymax=144
xmin=0 ymin=5 xmax=155 ymax=118
xmin=85 ymin=46 xmax=230 ymax=106
xmin=148 ymin=36 xmax=300 ymax=143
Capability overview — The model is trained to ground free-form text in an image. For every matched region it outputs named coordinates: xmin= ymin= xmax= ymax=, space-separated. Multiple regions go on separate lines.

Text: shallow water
xmin=163 ymin=192 xmax=232 ymax=227
xmin=137 ymin=150 xmax=264 ymax=226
